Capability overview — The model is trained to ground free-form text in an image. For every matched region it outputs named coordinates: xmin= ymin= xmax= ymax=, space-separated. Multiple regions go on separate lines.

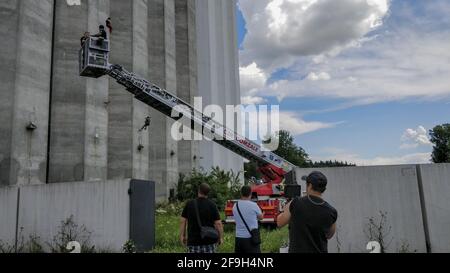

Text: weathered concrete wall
xmin=148 ymin=0 xmax=179 ymax=201
xmin=0 ymin=0 xmax=54 ymax=186
xmin=17 ymin=180 xmax=130 ymax=251
xmin=84 ymin=1 xmax=110 ymax=183
xmin=195 ymin=0 xmax=243 ymax=175
xmin=0 ymin=187 xmax=18 ymax=244
xmin=132 ymin=0 xmax=151 ymax=180
xmin=108 ymin=0 xmax=150 ymax=181
xmin=49 ymin=0 xmax=109 ymax=183
xmin=0 ymin=0 xmax=18 ymax=187
xmin=419 ymin=164 xmax=450 ymax=253
xmin=222 ymin=0 xmax=243 ymax=175
xmin=176 ymin=0 xmax=200 ymax=175
xmin=1 ymin=179 xmax=158 ymax=252
xmin=296 ymin=165 xmax=428 ymax=253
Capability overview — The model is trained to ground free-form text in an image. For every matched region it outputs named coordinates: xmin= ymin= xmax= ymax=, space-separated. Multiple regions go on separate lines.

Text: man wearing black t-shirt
xmin=180 ymin=183 xmax=224 ymax=253
xmin=277 ymin=171 xmax=338 ymax=253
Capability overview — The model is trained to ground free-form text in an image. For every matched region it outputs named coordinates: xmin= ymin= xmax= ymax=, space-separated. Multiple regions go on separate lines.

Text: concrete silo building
xmin=0 ymin=0 xmax=243 ymax=201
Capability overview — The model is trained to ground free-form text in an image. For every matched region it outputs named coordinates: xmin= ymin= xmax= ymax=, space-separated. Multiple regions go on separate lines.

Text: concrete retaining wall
xmin=419 ymin=164 xmax=450 ymax=253
xmin=0 ymin=187 xmax=18 ymax=244
xmin=18 ymin=180 xmax=130 ymax=251
xmin=0 ymin=179 xmax=155 ymax=252
xmin=296 ymin=165 xmax=430 ymax=253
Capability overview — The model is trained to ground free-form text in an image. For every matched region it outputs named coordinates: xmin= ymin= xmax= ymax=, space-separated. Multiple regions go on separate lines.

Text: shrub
xmin=0 ymin=228 xmax=45 ymax=254
xmin=47 ymin=215 xmax=96 ymax=253
xmin=1 ymin=217 xmax=96 ymax=253
xmin=122 ymin=240 xmax=137 ymax=253
xmin=397 ymin=240 xmax=417 ymax=253
xmin=177 ymin=167 xmax=242 ymax=210
xmin=364 ymin=211 xmax=393 ymax=253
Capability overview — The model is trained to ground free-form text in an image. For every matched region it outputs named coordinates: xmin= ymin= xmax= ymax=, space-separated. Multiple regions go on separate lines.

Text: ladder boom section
xmin=106 ymin=64 xmax=295 ymax=173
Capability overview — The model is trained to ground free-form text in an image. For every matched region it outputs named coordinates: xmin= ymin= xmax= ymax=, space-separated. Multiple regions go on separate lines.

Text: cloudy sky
xmin=236 ymin=0 xmax=450 ymax=166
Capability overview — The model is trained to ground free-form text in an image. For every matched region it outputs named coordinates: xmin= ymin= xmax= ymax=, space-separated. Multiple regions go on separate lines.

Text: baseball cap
xmin=301 ymin=171 xmax=328 ymax=190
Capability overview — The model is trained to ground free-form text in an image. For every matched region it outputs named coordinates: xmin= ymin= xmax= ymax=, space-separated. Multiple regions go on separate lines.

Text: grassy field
xmin=153 ymin=205 xmax=289 ymax=253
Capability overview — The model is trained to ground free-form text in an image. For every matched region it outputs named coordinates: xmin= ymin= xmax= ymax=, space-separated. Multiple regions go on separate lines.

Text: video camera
xmin=284 ymin=184 xmax=302 ymax=200
xmin=283 ymin=170 xmax=302 ymax=200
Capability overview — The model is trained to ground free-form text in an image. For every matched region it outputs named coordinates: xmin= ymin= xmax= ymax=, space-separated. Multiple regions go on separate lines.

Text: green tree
xmin=264 ymin=130 xmax=311 ymax=167
xmin=177 ymin=167 xmax=241 ymax=210
xmin=243 ymin=161 xmax=261 ymax=180
xmin=311 ymin=160 xmax=356 ymax=167
xmin=430 ymin=124 xmax=450 ymax=163
xmin=244 ymin=130 xmax=310 ymax=180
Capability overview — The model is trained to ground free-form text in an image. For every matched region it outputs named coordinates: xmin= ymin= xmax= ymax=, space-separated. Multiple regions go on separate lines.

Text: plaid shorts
xmin=187 ymin=244 xmax=217 ymax=253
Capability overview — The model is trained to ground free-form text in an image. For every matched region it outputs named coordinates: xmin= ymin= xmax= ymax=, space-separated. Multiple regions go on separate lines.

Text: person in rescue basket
xmin=180 ymin=183 xmax=224 ymax=253
xmin=233 ymin=185 xmax=263 ymax=253
xmin=277 ymin=171 xmax=338 ymax=253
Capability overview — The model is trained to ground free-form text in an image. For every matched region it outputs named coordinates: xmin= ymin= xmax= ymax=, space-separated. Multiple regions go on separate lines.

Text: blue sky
xmin=236 ymin=0 xmax=450 ymax=165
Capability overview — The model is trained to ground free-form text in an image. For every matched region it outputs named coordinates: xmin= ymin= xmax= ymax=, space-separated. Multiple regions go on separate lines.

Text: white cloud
xmin=239 ymin=62 xmax=268 ymax=97
xmin=312 ymin=148 xmax=431 ymax=166
xmin=307 ymin=72 xmax=331 ymax=81
xmin=241 ymin=96 xmax=267 ymax=105
xmin=255 ymin=30 xmax=450 ymax=104
xmin=238 ymin=0 xmax=450 ymax=105
xmin=239 ymin=0 xmax=390 ymax=72
xmin=400 ymin=126 xmax=432 ymax=149
xmin=242 ymin=110 xmax=340 ymax=140
xmin=278 ymin=112 xmax=339 ymax=136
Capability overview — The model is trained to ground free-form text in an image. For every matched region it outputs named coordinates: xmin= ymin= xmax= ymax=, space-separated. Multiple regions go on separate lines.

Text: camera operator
xmin=277 ymin=171 xmax=338 ymax=253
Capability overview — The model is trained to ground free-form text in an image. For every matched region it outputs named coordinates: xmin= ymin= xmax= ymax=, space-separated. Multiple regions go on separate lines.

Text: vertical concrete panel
xmin=176 ymin=0 xmax=199 ymax=175
xmin=223 ymin=0 xmax=243 ymax=176
xmin=0 ymin=0 xmax=53 ymax=186
xmin=108 ymin=0 xmax=133 ymax=180
xmin=419 ymin=163 xmax=450 ymax=253
xmin=208 ymin=1 xmax=223 ymax=171
xmin=196 ymin=0 xmax=219 ymax=172
xmin=148 ymin=0 xmax=166 ymax=198
xmin=18 ymin=180 xmax=130 ymax=252
xmin=11 ymin=0 xmax=54 ymax=186
xmin=187 ymin=0 xmax=200 ymax=171
xmin=164 ymin=0 xmax=179 ymax=198
xmin=49 ymin=0 xmax=88 ymax=183
xmin=0 ymin=0 xmax=20 ymax=186
xmin=50 ymin=0 xmax=109 ymax=183
xmin=0 ymin=187 xmax=19 ymax=244
xmin=84 ymin=0 xmax=110 ymax=182
xmin=195 ymin=0 xmax=243 ymax=175
xmin=132 ymin=0 xmax=151 ymax=180
xmin=296 ymin=166 xmax=427 ymax=253
xmin=222 ymin=0 xmax=233 ymax=173
xmin=195 ymin=0 xmax=214 ymax=171
xmin=148 ymin=0 xmax=179 ymax=201
xmin=108 ymin=0 xmax=150 ymax=181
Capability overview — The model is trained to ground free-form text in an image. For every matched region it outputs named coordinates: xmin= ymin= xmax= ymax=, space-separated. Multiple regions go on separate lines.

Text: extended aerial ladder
xmin=79 ymin=37 xmax=300 ymax=224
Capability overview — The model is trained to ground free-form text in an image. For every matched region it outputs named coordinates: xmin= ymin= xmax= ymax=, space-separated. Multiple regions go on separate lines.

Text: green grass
xmin=152 ymin=210 xmax=289 ymax=253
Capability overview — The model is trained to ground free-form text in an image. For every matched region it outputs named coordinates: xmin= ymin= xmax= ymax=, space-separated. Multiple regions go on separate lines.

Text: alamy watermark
xmin=170 ymin=97 xmax=280 ymax=152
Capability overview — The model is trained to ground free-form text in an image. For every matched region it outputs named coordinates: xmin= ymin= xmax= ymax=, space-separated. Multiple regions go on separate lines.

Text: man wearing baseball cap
xmin=277 ymin=171 xmax=338 ymax=253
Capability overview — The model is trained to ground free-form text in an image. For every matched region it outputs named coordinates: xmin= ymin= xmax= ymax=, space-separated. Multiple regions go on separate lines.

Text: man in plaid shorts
xmin=180 ymin=183 xmax=224 ymax=253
